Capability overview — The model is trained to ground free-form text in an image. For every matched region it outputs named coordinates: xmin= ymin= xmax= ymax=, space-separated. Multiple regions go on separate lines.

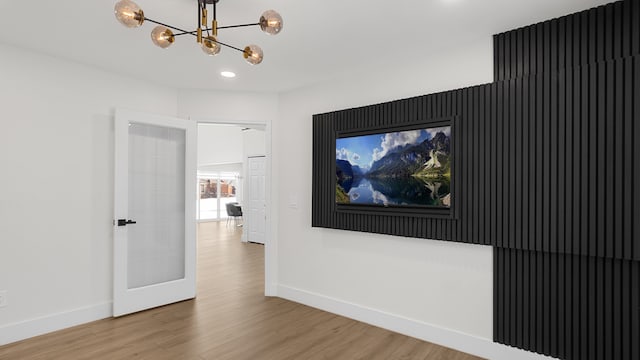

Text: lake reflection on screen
xmin=339 ymin=176 xmax=450 ymax=207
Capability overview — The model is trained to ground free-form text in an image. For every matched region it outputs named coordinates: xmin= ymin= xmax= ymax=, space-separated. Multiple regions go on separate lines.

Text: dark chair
xmin=225 ymin=202 xmax=243 ymax=227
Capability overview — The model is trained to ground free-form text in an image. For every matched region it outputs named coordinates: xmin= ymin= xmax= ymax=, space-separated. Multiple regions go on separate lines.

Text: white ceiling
xmin=0 ymin=0 xmax=613 ymax=93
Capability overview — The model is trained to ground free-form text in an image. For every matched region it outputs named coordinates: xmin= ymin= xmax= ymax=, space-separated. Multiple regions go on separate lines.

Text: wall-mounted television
xmin=336 ymin=124 xmax=452 ymax=210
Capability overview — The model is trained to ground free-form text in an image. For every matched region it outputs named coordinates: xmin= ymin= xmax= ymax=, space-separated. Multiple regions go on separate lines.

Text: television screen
xmin=336 ymin=126 xmax=451 ymax=208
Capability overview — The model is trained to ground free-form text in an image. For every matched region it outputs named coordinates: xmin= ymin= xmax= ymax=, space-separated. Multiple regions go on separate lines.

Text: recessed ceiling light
xmin=221 ymin=71 xmax=236 ymax=78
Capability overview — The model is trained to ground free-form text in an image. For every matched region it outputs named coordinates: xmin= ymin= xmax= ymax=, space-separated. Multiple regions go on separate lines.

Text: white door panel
xmin=113 ymin=109 xmax=196 ymax=317
xmin=246 ymin=156 xmax=266 ymax=244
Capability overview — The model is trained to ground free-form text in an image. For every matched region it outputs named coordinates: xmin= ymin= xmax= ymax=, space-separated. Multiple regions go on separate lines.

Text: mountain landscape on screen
xmin=336 ymin=126 xmax=451 ymax=208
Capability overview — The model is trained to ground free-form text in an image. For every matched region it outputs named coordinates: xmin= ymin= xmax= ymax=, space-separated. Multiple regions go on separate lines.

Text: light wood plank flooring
xmin=0 ymin=222 xmax=484 ymax=360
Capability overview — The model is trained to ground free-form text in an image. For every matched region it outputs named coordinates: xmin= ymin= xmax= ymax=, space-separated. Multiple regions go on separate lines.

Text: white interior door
xmin=246 ymin=156 xmax=266 ymax=244
xmin=113 ymin=109 xmax=196 ymax=317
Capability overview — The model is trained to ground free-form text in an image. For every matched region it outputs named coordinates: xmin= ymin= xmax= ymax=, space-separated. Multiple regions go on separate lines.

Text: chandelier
xmin=114 ymin=0 xmax=283 ymax=65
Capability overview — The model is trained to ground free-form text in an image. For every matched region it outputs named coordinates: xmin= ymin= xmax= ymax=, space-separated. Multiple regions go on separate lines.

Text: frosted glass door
xmin=113 ymin=109 xmax=196 ymax=317
xmin=127 ymin=123 xmax=185 ymax=288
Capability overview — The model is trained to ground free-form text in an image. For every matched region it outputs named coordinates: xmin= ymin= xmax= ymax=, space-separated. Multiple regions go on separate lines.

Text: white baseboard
xmin=277 ymin=285 xmax=556 ymax=360
xmin=0 ymin=302 xmax=112 ymax=346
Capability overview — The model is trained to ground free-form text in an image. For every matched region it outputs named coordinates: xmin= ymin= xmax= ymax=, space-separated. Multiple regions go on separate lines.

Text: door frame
xmin=195 ymin=119 xmax=276 ymax=296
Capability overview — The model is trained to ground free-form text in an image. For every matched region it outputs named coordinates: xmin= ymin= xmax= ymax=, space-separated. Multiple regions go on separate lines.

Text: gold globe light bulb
xmin=243 ymin=45 xmax=263 ymax=65
xmin=114 ymin=0 xmax=144 ymax=28
xmin=202 ymin=36 xmax=221 ymax=56
xmin=151 ymin=26 xmax=175 ymax=49
xmin=259 ymin=10 xmax=283 ymax=35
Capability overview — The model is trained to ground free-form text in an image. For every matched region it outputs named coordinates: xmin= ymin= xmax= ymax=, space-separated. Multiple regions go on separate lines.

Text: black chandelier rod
xmin=209 ymin=39 xmax=246 ymax=53
xmin=145 ymin=17 xmax=191 ymax=35
xmin=170 ymin=23 xmax=260 ymax=37
xmin=217 ymin=23 xmax=260 ymax=29
xmin=144 ymin=17 xmax=247 ymax=54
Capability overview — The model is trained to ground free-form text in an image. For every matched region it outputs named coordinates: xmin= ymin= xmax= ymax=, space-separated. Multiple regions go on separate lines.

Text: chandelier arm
xmin=171 ymin=23 xmax=259 ymax=36
xmin=217 ymin=23 xmax=260 ymax=30
xmin=173 ymin=31 xmax=197 ymax=37
xmin=213 ymin=39 xmax=247 ymax=54
xmin=144 ymin=17 xmax=192 ymax=35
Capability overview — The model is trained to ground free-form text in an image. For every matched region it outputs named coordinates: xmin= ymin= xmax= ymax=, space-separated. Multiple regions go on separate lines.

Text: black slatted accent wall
xmin=490 ymin=55 xmax=639 ymax=260
xmin=313 ymin=89 xmax=492 ymax=245
xmin=313 ymin=1 xmax=640 ymax=358
xmin=495 ymin=248 xmax=640 ymax=360
xmin=493 ymin=1 xmax=640 ymax=359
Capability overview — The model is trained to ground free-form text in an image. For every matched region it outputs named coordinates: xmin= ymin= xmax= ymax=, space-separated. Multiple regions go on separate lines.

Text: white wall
xmin=273 ymin=37 xmax=505 ymax=354
xmin=0 ymin=43 xmax=178 ymax=343
xmin=242 ymin=129 xmax=266 ymax=159
xmin=177 ymin=89 xmax=277 ymax=126
xmin=197 ymin=124 xmax=243 ymax=166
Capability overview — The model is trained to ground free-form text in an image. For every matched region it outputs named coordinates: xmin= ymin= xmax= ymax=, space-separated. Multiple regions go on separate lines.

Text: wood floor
xmin=0 ymin=222 xmax=484 ymax=360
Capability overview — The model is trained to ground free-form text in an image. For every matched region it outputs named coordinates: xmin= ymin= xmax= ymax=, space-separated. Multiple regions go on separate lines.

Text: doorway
xmin=196 ymin=122 xmax=272 ymax=294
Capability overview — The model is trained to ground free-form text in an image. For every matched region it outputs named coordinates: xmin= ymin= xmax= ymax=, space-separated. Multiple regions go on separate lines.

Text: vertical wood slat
xmin=490 ymin=83 xmax=497 ymax=248
xmin=579 ymin=254 xmax=588 ymax=360
xmin=521 ymin=77 xmax=530 ymax=250
xmin=542 ymin=70 xmax=550 ymax=253
xmin=534 ymin=73 xmax=543 ymax=253
xmin=508 ymin=79 xmax=515 ymax=249
xmin=621 ymin=258 xmax=630 ymax=359
xmin=496 ymin=82 xmax=504 ymax=247
xmin=604 ymin=4 xmax=613 ymax=60
xmin=472 ymin=88 xmax=480 ymax=244
xmin=563 ymin=67 xmax=572 ymax=255
xmin=572 ymin=66 xmax=581 ymax=256
xmin=550 ymin=69 xmax=558 ymax=254
xmin=635 ymin=0 xmax=640 ymax=55
xmin=635 ymin=56 xmax=640 ymax=261
xmin=558 ymin=46 xmax=567 ymax=256
xmin=494 ymin=247 xmax=501 ymax=342
xmin=623 ymin=58 xmax=633 ymax=259
xmin=614 ymin=59 xmax=624 ymax=259
xmin=505 ymin=32 xmax=512 ymax=81
xmin=588 ymin=64 xmax=597 ymax=257
xmin=605 ymin=61 xmax=615 ymax=259
xmin=461 ymin=88 xmax=469 ymax=243
xmin=633 ymin=259 xmax=640 ymax=359
xmin=512 ymin=250 xmax=519 ymax=347
xmin=453 ymin=90 xmax=462 ymax=242
xmin=527 ymin=76 xmax=536 ymax=252
xmin=614 ymin=1 xmax=623 ymax=58
xmin=479 ymin=87 xmax=488 ymax=244
xmin=596 ymin=63 xmax=606 ymax=258
xmin=515 ymin=78 xmax=523 ymax=251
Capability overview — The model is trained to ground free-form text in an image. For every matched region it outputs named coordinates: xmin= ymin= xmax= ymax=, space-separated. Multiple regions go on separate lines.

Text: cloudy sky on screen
xmin=336 ymin=126 xmax=450 ymax=169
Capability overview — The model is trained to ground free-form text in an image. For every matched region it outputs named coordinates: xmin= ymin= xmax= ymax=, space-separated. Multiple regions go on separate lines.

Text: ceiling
xmin=0 ymin=0 xmax=613 ymax=93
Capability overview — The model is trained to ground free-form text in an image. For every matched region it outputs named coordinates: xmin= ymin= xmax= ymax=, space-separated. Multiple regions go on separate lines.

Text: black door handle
xmin=117 ymin=219 xmax=137 ymax=227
